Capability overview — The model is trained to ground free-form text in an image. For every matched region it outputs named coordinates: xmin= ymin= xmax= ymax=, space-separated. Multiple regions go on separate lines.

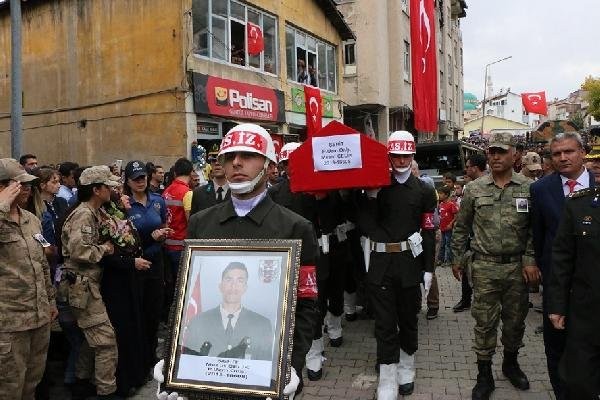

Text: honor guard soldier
xmin=357 ymin=131 xmax=436 ymax=399
xmin=60 ymin=166 xmax=121 ymax=399
xmin=270 ymin=142 xmax=352 ymax=380
xmin=451 ymin=132 xmax=541 ymax=400
xmin=0 ymin=159 xmax=57 ymax=400
xmin=154 ymin=124 xmax=319 ymax=400
xmin=548 ymin=186 xmax=600 ymax=399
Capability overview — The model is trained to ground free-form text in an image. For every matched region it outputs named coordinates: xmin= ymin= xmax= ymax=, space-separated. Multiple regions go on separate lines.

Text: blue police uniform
xmin=127 ymin=192 xmax=167 ymax=372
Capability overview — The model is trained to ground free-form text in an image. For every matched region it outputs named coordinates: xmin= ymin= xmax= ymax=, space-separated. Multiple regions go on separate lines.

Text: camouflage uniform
xmin=60 ymin=167 xmax=119 ymax=396
xmin=0 ymin=159 xmax=55 ymax=399
xmin=451 ymin=172 xmax=535 ymax=360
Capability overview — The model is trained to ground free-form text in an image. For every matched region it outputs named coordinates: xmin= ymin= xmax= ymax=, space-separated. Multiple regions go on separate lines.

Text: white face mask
xmin=393 ymin=166 xmax=411 ymax=173
xmin=228 ymin=159 xmax=269 ymax=195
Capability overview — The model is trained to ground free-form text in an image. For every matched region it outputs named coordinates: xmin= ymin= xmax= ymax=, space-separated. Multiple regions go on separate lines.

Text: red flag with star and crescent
xmin=247 ymin=22 xmax=264 ymax=56
xmin=410 ymin=0 xmax=438 ymax=133
xmin=304 ymin=86 xmax=322 ymax=138
xmin=521 ymin=92 xmax=548 ymax=116
xmin=185 ymin=273 xmax=202 ymax=325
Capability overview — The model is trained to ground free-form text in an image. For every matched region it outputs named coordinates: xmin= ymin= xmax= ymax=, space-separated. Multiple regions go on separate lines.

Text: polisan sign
xmin=193 ymin=73 xmax=285 ymax=123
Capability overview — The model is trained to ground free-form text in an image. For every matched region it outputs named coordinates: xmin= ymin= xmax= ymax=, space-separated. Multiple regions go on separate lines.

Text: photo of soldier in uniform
xmin=171 ymin=249 xmax=293 ymax=390
xmin=182 ymin=261 xmax=274 ymax=361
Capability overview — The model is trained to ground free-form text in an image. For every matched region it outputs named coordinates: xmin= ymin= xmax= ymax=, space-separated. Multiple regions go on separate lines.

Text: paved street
xmin=49 ymin=266 xmax=553 ymax=399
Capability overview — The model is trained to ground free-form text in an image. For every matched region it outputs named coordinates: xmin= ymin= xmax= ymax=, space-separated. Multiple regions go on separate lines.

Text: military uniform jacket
xmin=451 ymin=173 xmax=536 ymax=266
xmin=269 ymin=177 xmax=347 ymax=281
xmin=187 ymin=195 xmax=318 ymax=268
xmin=357 ymin=174 xmax=437 ymax=287
xmin=0 ymin=204 xmax=55 ymax=332
xmin=61 ymin=203 xmax=108 ymax=283
xmin=548 ymin=188 xmax=600 ymax=340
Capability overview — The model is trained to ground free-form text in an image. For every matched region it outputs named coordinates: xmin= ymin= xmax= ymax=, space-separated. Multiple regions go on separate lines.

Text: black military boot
xmin=472 ymin=360 xmax=495 ymax=400
xmin=502 ymin=351 xmax=530 ymax=390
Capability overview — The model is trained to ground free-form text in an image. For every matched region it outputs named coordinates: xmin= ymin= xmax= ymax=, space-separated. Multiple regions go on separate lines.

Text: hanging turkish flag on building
xmin=521 ymin=91 xmax=548 ymax=116
xmin=247 ymin=22 xmax=264 ymax=55
xmin=410 ymin=0 xmax=439 ymax=133
xmin=304 ymin=86 xmax=322 ymax=138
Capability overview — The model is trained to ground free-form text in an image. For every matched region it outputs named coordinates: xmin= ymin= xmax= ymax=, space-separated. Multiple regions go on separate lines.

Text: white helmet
xmin=218 ymin=123 xmax=277 ymax=163
xmin=279 ymin=142 xmax=301 ymax=162
xmin=387 ymin=130 xmax=416 ymax=155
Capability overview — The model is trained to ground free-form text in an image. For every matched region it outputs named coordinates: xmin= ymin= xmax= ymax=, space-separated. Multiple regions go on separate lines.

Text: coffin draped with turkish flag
xmin=288 ymin=121 xmax=390 ymax=193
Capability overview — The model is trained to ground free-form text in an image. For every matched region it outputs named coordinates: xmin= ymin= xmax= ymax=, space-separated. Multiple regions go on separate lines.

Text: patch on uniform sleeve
xmin=421 ymin=213 xmax=435 ymax=230
xmin=81 ymin=226 xmax=93 ymax=234
xmin=297 ymin=265 xmax=318 ymax=299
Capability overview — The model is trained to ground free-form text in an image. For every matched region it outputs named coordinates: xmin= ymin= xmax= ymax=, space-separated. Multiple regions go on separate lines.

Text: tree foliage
xmin=582 ymin=76 xmax=600 ymax=120
xmin=569 ymin=111 xmax=585 ymax=130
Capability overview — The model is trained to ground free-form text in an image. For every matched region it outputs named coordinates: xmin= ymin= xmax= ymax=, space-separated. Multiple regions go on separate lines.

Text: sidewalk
xmin=63 ymin=266 xmax=553 ymax=399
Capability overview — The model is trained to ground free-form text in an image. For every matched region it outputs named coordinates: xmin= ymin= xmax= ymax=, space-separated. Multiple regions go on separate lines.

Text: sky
xmin=461 ymin=0 xmax=600 ymax=102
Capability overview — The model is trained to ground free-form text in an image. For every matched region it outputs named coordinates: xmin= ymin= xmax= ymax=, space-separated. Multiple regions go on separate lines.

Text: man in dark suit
xmin=548 ymin=186 xmax=600 ymax=399
xmin=190 ymin=157 xmax=230 ymax=216
xmin=183 ymin=262 xmax=273 ymax=361
xmin=530 ymin=131 xmax=594 ymax=400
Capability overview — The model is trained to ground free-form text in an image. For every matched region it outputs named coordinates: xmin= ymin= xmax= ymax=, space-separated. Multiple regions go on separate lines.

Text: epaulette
xmin=569 ymin=187 xmax=599 ymax=199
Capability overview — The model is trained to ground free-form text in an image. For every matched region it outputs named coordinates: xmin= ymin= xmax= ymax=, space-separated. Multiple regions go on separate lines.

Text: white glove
xmin=423 ymin=272 xmax=433 ymax=298
xmin=283 ymin=367 xmax=299 ymax=400
xmin=365 ymin=188 xmax=381 ymax=199
xmin=153 ymin=359 xmax=186 ymax=400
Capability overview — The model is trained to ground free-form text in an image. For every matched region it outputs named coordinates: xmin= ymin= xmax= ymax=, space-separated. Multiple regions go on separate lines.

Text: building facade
xmin=0 ymin=0 xmax=353 ymax=165
xmin=336 ymin=0 xmax=467 ymax=143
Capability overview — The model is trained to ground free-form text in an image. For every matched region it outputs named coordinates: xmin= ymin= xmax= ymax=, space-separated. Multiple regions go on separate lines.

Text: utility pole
xmin=10 ymin=0 xmax=23 ymax=159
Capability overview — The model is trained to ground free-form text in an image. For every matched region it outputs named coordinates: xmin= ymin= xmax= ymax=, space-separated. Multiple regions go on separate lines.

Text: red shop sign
xmin=193 ymin=73 xmax=286 ymax=123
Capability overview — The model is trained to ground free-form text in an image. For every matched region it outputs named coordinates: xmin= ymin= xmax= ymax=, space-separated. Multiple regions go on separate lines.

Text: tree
xmin=569 ymin=111 xmax=585 ymax=130
xmin=582 ymin=76 xmax=600 ymax=121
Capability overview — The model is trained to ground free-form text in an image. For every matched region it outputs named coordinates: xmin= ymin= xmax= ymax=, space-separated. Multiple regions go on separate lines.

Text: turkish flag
xmin=410 ymin=0 xmax=438 ymax=133
xmin=247 ymin=22 xmax=264 ymax=55
xmin=522 ymin=92 xmax=548 ymax=116
xmin=185 ymin=273 xmax=202 ymax=325
xmin=304 ymin=86 xmax=322 ymax=138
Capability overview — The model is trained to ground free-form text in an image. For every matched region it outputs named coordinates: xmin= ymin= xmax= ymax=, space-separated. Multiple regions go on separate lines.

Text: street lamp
xmin=480 ymin=56 xmax=512 ymax=135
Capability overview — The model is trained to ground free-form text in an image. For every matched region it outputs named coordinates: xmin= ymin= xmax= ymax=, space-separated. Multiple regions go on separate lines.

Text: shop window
xmin=286 ymin=25 xmax=337 ymax=93
xmin=192 ymin=0 xmax=278 ymax=75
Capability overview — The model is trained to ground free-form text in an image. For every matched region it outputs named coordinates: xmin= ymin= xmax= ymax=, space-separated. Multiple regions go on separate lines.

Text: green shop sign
xmin=291 ymin=87 xmax=334 ymax=118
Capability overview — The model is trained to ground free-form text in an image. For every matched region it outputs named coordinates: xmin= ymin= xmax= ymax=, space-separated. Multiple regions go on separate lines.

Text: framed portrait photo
xmin=163 ymin=239 xmax=302 ymax=399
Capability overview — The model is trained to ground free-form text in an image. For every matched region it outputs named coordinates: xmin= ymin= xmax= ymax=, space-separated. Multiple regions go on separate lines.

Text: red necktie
xmin=566 ymin=179 xmax=577 ymax=194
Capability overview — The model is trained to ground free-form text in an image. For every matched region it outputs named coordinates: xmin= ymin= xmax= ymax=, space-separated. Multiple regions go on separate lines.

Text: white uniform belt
xmin=165 ymin=238 xmax=185 ymax=246
xmin=370 ymin=241 xmax=410 ymax=253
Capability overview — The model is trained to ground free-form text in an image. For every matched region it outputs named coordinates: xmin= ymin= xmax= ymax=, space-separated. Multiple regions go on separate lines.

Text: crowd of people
xmin=2 ymin=124 xmax=600 ymax=400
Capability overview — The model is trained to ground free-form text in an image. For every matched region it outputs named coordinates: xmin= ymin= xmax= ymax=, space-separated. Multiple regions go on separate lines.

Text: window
xmin=448 ymin=55 xmax=453 ymax=83
xmin=403 ymin=41 xmax=410 ymax=81
xmin=344 ymin=41 xmax=355 ymax=65
xmin=192 ymin=0 xmax=278 ymax=74
xmin=286 ymin=25 xmax=337 ymax=92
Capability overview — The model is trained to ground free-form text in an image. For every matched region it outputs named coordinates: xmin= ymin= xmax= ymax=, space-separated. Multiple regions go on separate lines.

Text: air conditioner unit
xmin=439 ymin=109 xmax=447 ymax=121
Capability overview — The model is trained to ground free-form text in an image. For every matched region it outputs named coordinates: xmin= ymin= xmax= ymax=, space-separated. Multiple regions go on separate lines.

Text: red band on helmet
xmin=421 ymin=212 xmax=435 ymax=230
xmin=220 ymin=131 xmax=268 ymax=154
xmin=388 ymin=140 xmax=415 ymax=153
xmin=297 ymin=265 xmax=318 ymax=299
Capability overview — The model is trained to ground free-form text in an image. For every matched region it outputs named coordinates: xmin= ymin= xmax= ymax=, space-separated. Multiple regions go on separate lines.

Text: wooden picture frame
xmin=163 ymin=239 xmax=301 ymax=399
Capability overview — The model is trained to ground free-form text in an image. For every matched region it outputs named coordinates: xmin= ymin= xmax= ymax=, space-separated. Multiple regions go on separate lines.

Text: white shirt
xmin=220 ymin=305 xmax=241 ymax=330
xmin=231 ymin=190 xmax=267 ymax=217
xmin=214 ymin=181 xmax=229 ymax=200
xmin=560 ymin=168 xmax=590 ymax=197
